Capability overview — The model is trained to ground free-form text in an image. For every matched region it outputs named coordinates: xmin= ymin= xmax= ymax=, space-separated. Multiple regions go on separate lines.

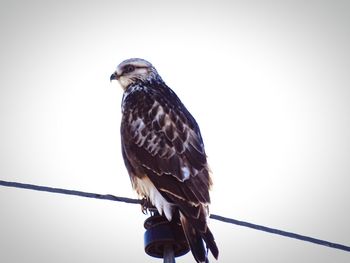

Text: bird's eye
xmin=124 ymin=65 xmax=135 ymax=73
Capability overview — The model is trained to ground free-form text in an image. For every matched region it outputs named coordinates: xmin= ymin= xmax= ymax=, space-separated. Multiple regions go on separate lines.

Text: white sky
xmin=0 ymin=1 xmax=350 ymax=262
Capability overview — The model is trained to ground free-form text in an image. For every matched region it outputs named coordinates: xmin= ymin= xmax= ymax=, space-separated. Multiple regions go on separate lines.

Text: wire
xmin=0 ymin=179 xmax=141 ymax=204
xmin=1 ymin=179 xmax=349 ymax=253
xmin=209 ymin=214 xmax=350 ymax=252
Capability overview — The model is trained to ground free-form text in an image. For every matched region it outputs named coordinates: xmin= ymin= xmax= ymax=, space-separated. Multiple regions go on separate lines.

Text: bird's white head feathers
xmin=110 ymin=58 xmax=162 ymax=90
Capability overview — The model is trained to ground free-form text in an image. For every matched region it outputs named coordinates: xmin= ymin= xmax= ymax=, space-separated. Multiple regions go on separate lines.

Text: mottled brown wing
xmin=121 ymin=84 xmax=212 ymax=207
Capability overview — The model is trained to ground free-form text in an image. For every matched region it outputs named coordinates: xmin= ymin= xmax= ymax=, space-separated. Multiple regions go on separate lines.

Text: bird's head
xmin=110 ymin=58 xmax=160 ymax=90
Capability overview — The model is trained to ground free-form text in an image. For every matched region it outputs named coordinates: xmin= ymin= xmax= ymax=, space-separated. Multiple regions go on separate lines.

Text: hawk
xmin=110 ymin=58 xmax=219 ymax=263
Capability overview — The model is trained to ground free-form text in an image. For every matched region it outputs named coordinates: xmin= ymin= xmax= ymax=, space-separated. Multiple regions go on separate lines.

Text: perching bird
xmin=110 ymin=58 xmax=218 ymax=263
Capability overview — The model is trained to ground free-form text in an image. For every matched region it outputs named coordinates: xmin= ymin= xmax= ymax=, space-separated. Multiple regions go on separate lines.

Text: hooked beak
xmin=110 ymin=72 xmax=118 ymax=82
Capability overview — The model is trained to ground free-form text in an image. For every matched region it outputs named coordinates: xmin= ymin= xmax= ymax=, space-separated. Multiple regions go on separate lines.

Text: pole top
xmin=144 ymin=212 xmax=190 ymax=259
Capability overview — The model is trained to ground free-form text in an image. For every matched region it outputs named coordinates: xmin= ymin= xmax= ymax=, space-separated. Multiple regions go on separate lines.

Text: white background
xmin=0 ymin=0 xmax=349 ymax=262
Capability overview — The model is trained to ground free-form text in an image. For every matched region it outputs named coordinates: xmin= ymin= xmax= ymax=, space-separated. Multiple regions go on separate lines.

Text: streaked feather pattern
xmin=113 ymin=58 xmax=218 ymax=262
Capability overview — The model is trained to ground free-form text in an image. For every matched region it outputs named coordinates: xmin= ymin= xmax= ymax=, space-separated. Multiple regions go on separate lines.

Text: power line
xmin=209 ymin=214 xmax=350 ymax=252
xmin=0 ymin=179 xmax=141 ymax=204
xmin=0 ymin=179 xmax=349 ymax=253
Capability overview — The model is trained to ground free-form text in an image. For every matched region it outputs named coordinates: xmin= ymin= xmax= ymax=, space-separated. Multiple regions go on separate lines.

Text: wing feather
xmin=121 ymin=84 xmax=212 ymax=206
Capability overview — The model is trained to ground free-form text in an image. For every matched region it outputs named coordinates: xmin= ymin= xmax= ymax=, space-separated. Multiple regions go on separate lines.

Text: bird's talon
xmin=141 ymin=197 xmax=150 ymax=214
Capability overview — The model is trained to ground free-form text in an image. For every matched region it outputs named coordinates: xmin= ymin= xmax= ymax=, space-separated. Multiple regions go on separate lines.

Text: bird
xmin=110 ymin=58 xmax=219 ymax=263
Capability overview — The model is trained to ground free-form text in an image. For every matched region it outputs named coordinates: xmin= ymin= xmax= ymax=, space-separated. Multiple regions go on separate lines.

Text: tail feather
xmin=180 ymin=212 xmax=219 ymax=263
xmin=202 ymin=226 xmax=219 ymax=260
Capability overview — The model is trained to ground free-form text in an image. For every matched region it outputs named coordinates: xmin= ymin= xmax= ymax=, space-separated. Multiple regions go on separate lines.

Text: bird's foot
xmin=141 ymin=198 xmax=157 ymax=215
xmin=141 ymin=197 xmax=151 ymax=214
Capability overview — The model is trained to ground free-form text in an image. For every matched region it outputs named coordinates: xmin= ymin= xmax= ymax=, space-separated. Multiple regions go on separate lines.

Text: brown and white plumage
xmin=110 ymin=58 xmax=218 ymax=263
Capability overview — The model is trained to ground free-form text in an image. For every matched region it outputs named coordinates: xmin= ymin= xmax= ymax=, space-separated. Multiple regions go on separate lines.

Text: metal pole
xmin=163 ymin=244 xmax=175 ymax=263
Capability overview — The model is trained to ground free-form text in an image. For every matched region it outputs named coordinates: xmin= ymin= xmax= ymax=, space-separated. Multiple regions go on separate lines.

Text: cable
xmin=209 ymin=214 xmax=350 ymax=252
xmin=1 ymin=179 xmax=349 ymax=253
xmin=0 ymin=179 xmax=141 ymax=204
